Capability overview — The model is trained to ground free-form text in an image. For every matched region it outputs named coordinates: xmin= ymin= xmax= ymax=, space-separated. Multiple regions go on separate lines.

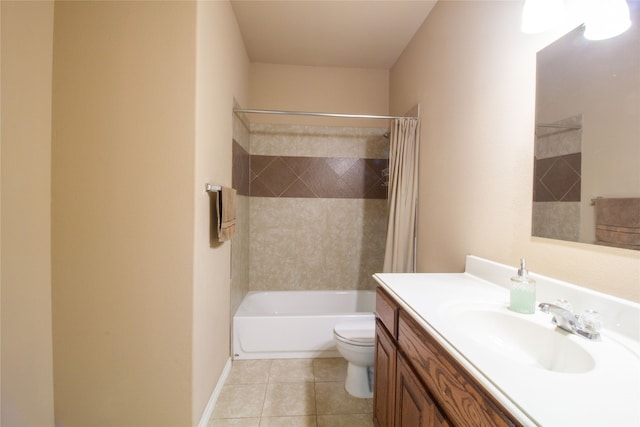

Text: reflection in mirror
xmin=532 ymin=6 xmax=640 ymax=250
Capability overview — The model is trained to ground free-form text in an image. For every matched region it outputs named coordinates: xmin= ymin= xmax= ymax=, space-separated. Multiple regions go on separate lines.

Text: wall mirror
xmin=532 ymin=6 xmax=640 ymax=250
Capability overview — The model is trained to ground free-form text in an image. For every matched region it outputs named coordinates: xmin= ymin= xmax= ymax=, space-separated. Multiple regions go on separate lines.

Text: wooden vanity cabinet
xmin=374 ymin=319 xmax=396 ymax=427
xmin=374 ymin=286 xmax=521 ymax=427
xmin=395 ymin=352 xmax=450 ymax=427
xmin=374 ymin=287 xmax=398 ymax=427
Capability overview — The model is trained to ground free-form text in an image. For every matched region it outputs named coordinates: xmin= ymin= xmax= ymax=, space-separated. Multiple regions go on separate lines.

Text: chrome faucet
xmin=538 ymin=302 xmax=601 ymax=340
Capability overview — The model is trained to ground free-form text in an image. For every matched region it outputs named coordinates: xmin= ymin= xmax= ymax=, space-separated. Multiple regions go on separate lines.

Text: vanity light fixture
xmin=521 ymin=0 xmax=632 ymax=40
xmin=521 ymin=0 xmax=566 ymax=33
xmin=583 ymin=0 xmax=632 ymax=40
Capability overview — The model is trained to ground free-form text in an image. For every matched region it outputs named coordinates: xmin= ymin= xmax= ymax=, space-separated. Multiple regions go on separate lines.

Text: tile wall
xmin=231 ymin=113 xmax=250 ymax=320
xmin=250 ymin=155 xmax=387 ymax=199
xmin=250 ymin=197 xmax=387 ymax=291
xmin=233 ymin=122 xmax=389 ymax=293
xmin=532 ymin=115 xmax=582 ymax=242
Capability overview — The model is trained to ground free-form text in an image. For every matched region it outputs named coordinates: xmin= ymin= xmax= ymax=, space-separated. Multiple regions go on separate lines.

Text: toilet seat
xmin=334 ymin=321 xmax=375 ymax=347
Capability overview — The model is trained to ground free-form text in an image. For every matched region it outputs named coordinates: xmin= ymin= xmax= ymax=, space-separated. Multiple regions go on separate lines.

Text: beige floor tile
xmin=211 ymin=384 xmax=267 ymax=419
xmin=208 ymin=418 xmax=261 ymax=427
xmin=313 ymin=358 xmax=347 ymax=382
xmin=269 ymin=359 xmax=315 ymax=383
xmin=262 ymin=383 xmax=316 ymax=417
xmin=227 ymin=359 xmax=273 ymax=384
xmin=316 ymin=414 xmax=374 ymax=427
xmin=259 ymin=415 xmax=317 ymax=427
xmin=366 ymin=397 xmax=373 ymax=412
xmin=207 ymin=358 xmax=378 ymax=427
xmin=315 ymin=382 xmax=371 ymax=415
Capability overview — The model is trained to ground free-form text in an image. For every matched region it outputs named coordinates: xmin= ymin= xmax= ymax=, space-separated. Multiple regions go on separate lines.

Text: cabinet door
xmin=395 ymin=353 xmax=450 ymax=427
xmin=374 ymin=319 xmax=396 ymax=427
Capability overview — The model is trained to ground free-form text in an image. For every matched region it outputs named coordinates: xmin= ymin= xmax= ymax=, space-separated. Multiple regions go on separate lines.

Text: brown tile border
xmin=250 ymin=155 xmax=388 ymax=199
xmin=234 ymin=139 xmax=388 ymax=199
xmin=232 ymin=140 xmax=250 ymax=196
xmin=533 ymin=152 xmax=581 ymax=202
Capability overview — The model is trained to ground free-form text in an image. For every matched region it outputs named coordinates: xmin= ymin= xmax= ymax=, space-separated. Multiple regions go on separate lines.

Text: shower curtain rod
xmin=536 ymin=123 xmax=582 ymax=130
xmin=233 ymin=108 xmax=417 ymax=120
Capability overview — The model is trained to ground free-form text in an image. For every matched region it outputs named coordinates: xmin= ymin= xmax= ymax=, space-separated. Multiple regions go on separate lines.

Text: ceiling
xmin=230 ymin=1 xmax=438 ymax=69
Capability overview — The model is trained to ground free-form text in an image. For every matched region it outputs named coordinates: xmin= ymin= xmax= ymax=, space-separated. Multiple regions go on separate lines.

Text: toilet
xmin=333 ymin=318 xmax=376 ymax=398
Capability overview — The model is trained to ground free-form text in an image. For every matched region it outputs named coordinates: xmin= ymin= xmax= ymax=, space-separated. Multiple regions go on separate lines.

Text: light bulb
xmin=584 ymin=0 xmax=631 ymax=40
xmin=522 ymin=0 xmax=566 ymax=34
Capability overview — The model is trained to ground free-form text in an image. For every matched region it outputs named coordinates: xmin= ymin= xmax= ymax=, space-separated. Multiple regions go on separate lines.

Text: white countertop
xmin=373 ymin=256 xmax=640 ymax=427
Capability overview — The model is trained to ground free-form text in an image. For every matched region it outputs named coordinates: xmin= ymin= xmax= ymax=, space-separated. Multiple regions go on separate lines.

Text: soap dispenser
xmin=510 ymin=258 xmax=536 ymax=314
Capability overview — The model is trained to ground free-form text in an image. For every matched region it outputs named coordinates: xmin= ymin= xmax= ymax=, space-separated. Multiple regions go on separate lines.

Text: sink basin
xmin=453 ymin=310 xmax=595 ymax=373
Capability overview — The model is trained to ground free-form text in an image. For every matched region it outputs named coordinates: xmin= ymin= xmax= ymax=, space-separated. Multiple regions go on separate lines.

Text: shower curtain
xmin=383 ymin=117 xmax=420 ymax=273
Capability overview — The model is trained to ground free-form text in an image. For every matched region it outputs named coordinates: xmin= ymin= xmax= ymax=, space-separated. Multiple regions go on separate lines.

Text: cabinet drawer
xmin=376 ymin=287 xmax=399 ymax=338
xmin=398 ymin=311 xmax=520 ymax=427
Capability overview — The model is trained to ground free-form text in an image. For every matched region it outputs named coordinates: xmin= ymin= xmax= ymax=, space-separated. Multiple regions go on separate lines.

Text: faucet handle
xmin=577 ymin=309 xmax=602 ymax=335
xmin=538 ymin=301 xmax=601 ymax=340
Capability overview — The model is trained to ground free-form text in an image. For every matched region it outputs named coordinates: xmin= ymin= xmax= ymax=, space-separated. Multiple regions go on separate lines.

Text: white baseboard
xmin=197 ymin=357 xmax=233 ymax=427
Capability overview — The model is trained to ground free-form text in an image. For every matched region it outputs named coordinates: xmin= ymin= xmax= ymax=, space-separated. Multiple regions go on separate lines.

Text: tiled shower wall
xmin=532 ymin=115 xmax=582 ymax=241
xmin=231 ymin=113 xmax=250 ymax=319
xmin=233 ymin=122 xmax=389 ymax=293
xmin=250 ymin=197 xmax=387 ymax=291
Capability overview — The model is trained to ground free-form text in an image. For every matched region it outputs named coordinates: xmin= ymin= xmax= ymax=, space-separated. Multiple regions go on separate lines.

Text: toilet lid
xmin=334 ymin=320 xmax=375 ymax=346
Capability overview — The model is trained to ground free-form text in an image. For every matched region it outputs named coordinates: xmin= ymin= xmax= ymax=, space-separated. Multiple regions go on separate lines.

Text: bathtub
xmin=233 ymin=290 xmax=375 ymax=359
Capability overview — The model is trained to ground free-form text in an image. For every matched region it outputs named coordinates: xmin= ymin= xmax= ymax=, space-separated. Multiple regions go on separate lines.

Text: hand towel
xmin=594 ymin=197 xmax=640 ymax=249
xmin=216 ymin=186 xmax=237 ymax=242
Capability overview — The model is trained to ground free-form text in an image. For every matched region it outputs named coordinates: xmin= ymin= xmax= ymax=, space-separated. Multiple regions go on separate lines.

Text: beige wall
xmin=193 ymin=1 xmax=249 ymax=422
xmin=1 ymin=0 xmax=2 ymax=414
xmin=2 ymin=1 xmax=248 ymax=425
xmin=391 ymin=0 xmax=640 ymax=302
xmin=51 ymin=2 xmax=196 ymax=426
xmin=249 ymin=63 xmax=389 ymax=127
xmin=1 ymin=1 xmax=55 ymax=425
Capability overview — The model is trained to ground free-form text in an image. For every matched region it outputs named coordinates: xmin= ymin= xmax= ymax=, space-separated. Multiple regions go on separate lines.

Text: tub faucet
xmin=538 ymin=302 xmax=601 ymax=340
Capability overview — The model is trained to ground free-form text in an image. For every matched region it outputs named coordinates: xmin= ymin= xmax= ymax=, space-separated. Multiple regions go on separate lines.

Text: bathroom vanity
xmin=374 ymin=286 xmax=518 ymax=427
xmin=372 ymin=256 xmax=640 ymax=427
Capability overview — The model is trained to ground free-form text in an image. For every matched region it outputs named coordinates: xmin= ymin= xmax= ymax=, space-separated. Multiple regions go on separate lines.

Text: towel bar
xmin=205 ymin=184 xmax=221 ymax=192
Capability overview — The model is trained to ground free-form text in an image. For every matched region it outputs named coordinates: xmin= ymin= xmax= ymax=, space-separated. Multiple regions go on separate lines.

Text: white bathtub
xmin=233 ymin=290 xmax=375 ymax=359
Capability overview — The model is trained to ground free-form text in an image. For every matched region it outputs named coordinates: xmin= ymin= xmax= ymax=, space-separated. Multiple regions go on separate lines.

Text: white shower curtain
xmin=383 ymin=117 xmax=420 ymax=273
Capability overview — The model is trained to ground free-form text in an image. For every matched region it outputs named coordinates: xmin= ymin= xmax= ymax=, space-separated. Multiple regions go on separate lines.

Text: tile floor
xmin=208 ymin=358 xmax=374 ymax=427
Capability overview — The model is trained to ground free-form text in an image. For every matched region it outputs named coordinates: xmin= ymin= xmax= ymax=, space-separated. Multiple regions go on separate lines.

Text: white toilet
xmin=333 ymin=318 xmax=376 ymax=398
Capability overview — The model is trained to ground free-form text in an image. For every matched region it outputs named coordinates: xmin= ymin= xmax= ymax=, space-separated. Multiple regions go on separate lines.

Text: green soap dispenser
xmin=510 ymin=258 xmax=536 ymax=314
